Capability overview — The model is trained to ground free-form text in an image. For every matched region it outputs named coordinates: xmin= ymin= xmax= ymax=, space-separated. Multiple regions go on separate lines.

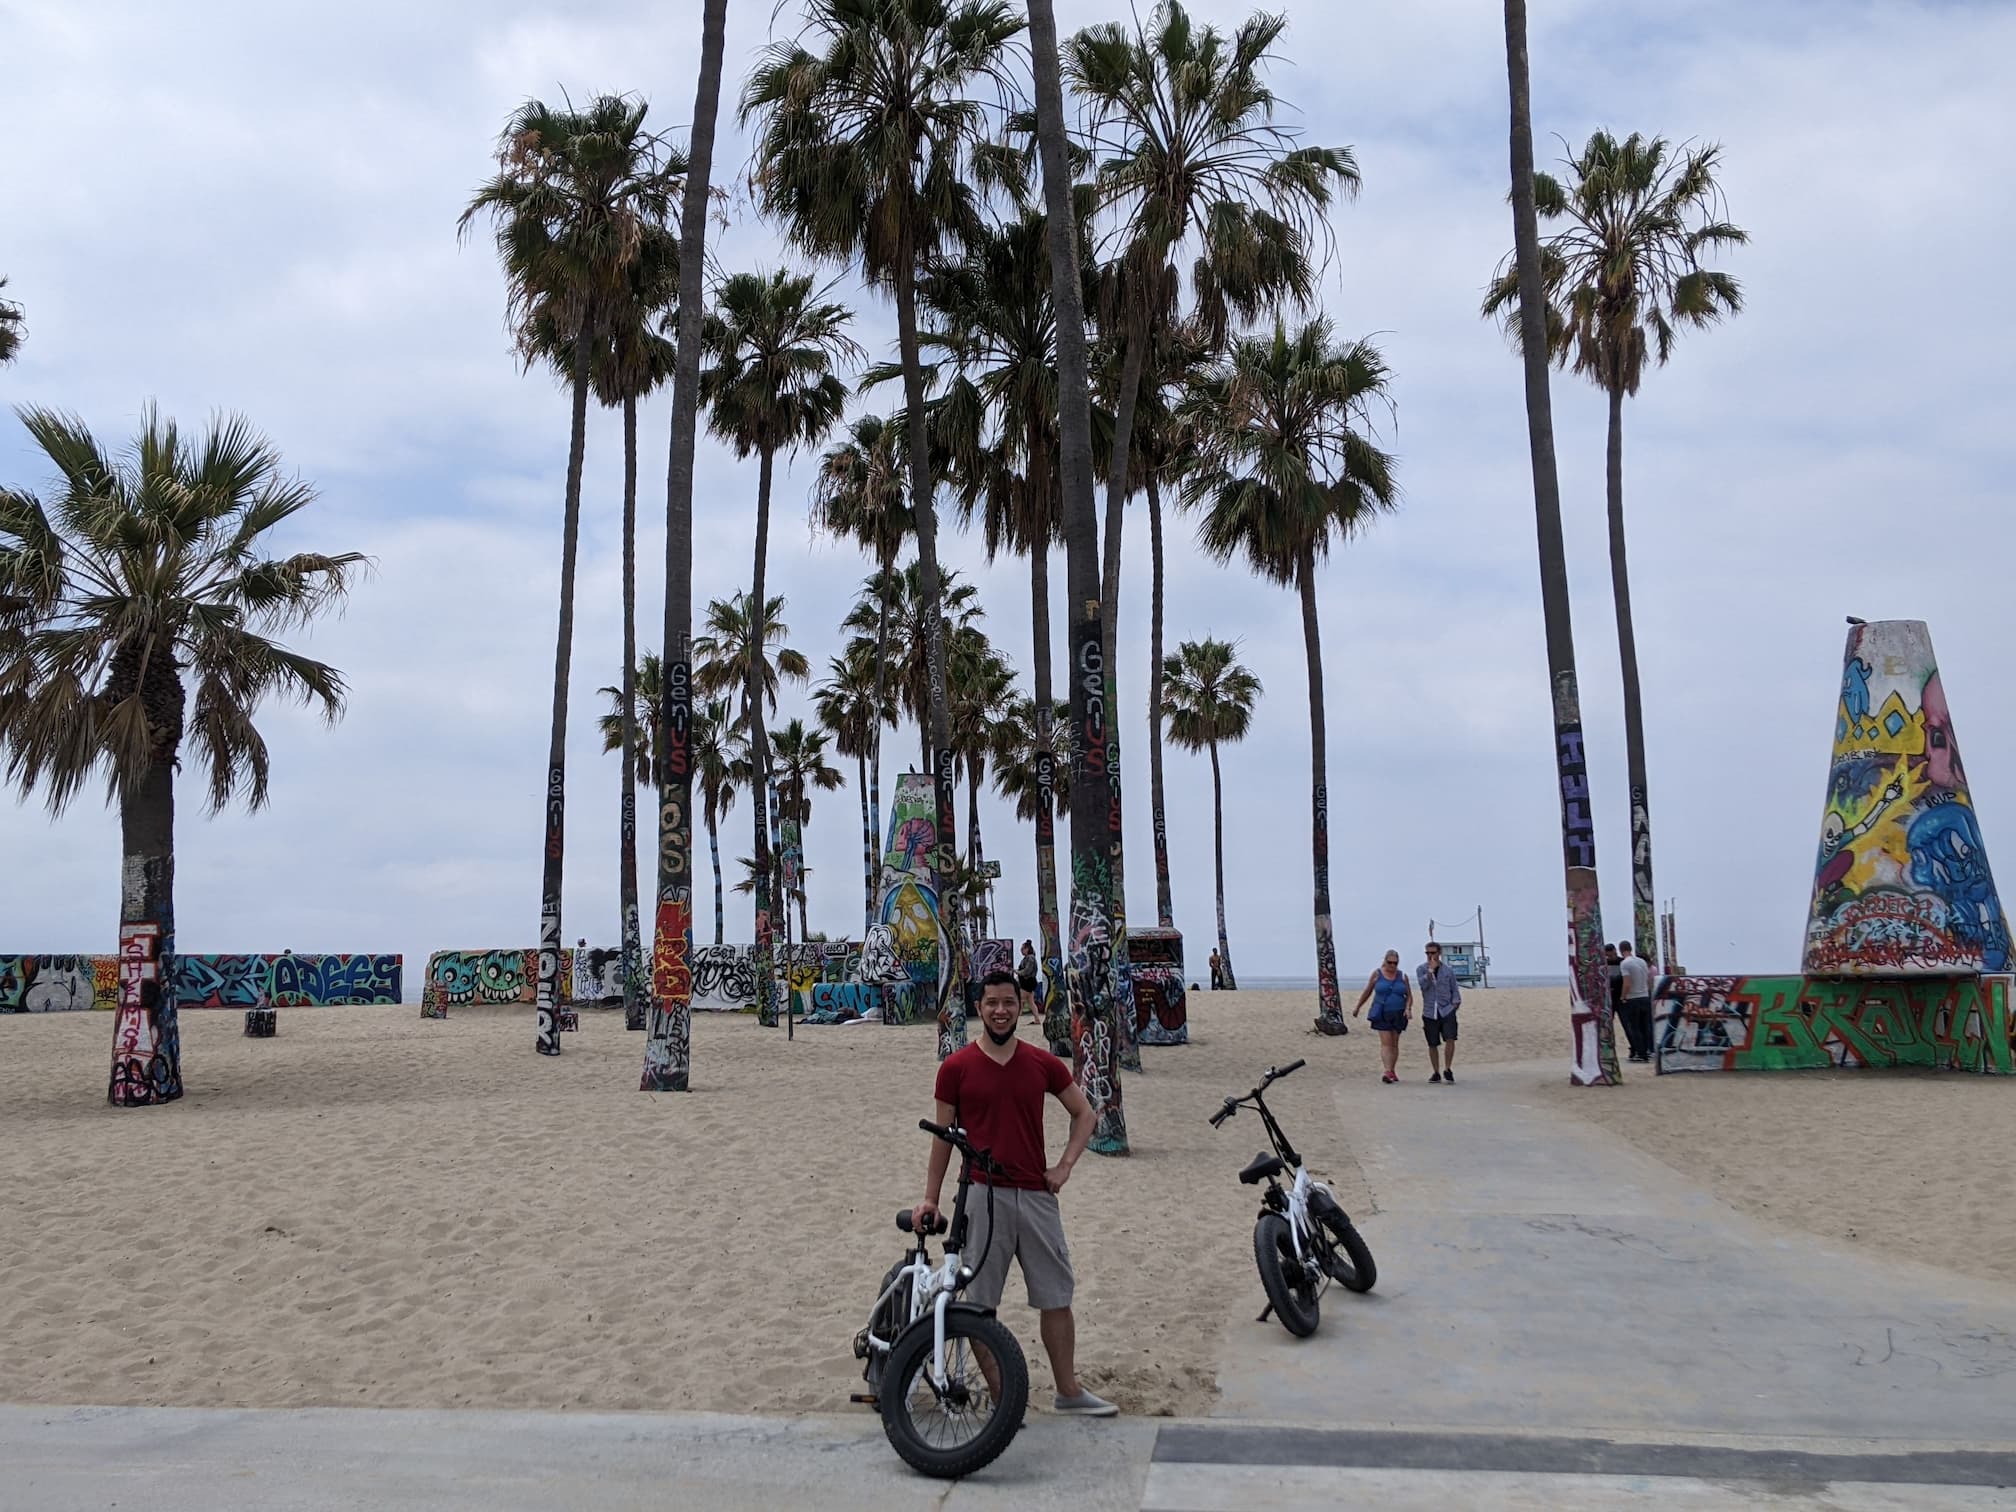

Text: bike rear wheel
xmin=1311 ymin=1195 xmax=1377 ymax=1293
xmin=879 ymin=1310 xmax=1028 ymax=1479
xmin=1254 ymin=1212 xmax=1321 ymax=1337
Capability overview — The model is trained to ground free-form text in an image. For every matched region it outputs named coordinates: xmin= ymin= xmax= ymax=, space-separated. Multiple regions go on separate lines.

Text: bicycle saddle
xmin=1239 ymin=1152 xmax=1286 ymax=1185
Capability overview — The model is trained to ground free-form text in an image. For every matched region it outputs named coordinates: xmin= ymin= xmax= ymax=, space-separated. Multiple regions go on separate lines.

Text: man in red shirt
xmin=914 ymin=969 xmax=1115 ymax=1416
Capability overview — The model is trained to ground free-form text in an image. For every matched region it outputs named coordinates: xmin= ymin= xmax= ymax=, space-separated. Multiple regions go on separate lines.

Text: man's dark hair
xmin=980 ymin=968 xmax=1019 ymax=992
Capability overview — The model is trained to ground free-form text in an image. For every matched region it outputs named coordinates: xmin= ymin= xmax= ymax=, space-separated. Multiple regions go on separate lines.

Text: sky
xmin=3 ymin=0 xmax=2014 ymax=982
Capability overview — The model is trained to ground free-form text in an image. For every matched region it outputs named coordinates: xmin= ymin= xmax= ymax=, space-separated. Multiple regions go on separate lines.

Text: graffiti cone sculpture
xmin=1805 ymin=620 xmax=2008 ymax=976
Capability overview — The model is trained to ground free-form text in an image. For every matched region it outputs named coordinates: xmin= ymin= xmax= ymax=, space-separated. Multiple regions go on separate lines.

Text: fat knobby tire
xmin=1253 ymin=1212 xmax=1320 ymax=1337
xmin=879 ymin=1310 xmax=1028 ymax=1478
xmin=1312 ymin=1196 xmax=1377 ymax=1293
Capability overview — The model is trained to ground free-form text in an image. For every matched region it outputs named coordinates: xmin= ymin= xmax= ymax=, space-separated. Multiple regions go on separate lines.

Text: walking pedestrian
xmin=1352 ymin=950 xmax=1413 ymax=1084
xmin=1416 ymin=942 xmax=1462 ymax=1083
xmin=1016 ymin=940 xmax=1041 ymax=1023
xmin=1618 ymin=941 xmax=1654 ymax=1063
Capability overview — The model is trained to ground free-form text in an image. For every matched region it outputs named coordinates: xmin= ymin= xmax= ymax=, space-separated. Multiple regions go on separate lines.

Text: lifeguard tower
xmin=1427 ymin=910 xmax=1490 ymax=987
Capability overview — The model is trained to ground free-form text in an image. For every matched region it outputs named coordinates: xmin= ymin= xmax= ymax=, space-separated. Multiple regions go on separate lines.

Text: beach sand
xmin=3 ymin=984 xmax=2011 ymax=1417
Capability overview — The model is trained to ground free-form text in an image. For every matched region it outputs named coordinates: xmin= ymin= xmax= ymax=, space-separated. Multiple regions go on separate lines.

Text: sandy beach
xmin=3 ymin=985 xmax=2012 ymax=1418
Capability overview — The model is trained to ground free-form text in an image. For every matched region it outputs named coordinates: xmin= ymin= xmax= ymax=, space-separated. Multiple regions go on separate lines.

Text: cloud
xmin=5 ymin=0 xmax=2014 ymax=987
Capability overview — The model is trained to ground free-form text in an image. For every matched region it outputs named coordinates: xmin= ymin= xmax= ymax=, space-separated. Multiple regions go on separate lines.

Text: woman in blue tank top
xmin=1352 ymin=950 xmax=1414 ymax=1084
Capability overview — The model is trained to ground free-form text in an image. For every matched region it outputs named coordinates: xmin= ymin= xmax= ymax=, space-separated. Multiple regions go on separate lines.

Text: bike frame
xmin=1223 ymin=1068 xmax=1338 ymax=1280
xmin=863 ymin=1131 xmax=996 ymax=1396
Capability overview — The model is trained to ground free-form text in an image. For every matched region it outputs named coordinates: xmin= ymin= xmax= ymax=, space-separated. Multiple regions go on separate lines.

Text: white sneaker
xmin=1053 ymin=1390 xmax=1119 ymax=1417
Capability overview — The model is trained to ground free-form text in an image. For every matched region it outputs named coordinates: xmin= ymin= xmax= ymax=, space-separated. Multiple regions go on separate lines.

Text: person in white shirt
xmin=1617 ymin=941 xmax=1654 ymax=1063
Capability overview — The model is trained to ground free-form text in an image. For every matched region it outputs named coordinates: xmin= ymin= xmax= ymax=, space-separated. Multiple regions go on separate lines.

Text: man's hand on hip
xmin=1045 ymin=1162 xmax=1074 ymax=1194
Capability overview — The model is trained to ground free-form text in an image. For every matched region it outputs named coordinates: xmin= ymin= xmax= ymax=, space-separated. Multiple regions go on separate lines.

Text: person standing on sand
xmin=1208 ymin=949 xmax=1224 ymax=990
xmin=1416 ymin=942 xmax=1462 ymax=1083
xmin=1617 ymin=941 xmax=1654 ymax=1063
xmin=915 ymin=969 xmax=1119 ymax=1417
xmin=1352 ymin=950 xmax=1413 ymax=1084
xmin=1015 ymin=940 xmax=1041 ymax=1022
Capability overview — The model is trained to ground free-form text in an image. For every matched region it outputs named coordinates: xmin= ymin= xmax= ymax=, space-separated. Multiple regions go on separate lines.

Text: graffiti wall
xmin=1806 ymin=620 xmax=2007 ymax=975
xmin=5 ymin=953 xmax=401 ymax=1012
xmin=1129 ymin=928 xmax=1190 ymax=1046
xmin=419 ymin=947 xmax=635 ymax=1017
xmin=879 ymin=771 xmax=946 ymax=1030
xmin=1654 ymin=973 xmax=2013 ymax=1074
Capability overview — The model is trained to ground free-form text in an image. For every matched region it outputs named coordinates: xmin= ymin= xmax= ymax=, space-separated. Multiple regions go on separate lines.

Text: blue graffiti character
xmin=1907 ymin=803 xmax=2009 ymax=970
xmin=1841 ymin=656 xmax=1873 ymax=726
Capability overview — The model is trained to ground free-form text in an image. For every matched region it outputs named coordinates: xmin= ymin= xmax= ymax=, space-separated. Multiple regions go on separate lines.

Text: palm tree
xmin=535 ymin=216 xmax=681 ymax=1033
xmin=1499 ymin=0 xmax=1616 ymax=1084
xmin=841 ymin=563 xmax=982 ymax=775
xmin=991 ymin=690 xmax=1074 ymax=1052
xmin=460 ymin=93 xmax=677 ymax=1057
xmin=0 ymin=277 xmax=24 ymax=364
xmin=1028 ymin=0 xmax=1126 ymax=1153
xmin=700 ymin=267 xmax=857 ymax=1026
xmin=770 ymin=717 xmax=846 ymax=937
xmin=692 ymin=592 xmax=812 ymax=726
xmin=1184 ymin=319 xmax=1399 ymax=1037
xmin=692 ymin=697 xmax=742 ymax=945
xmin=744 ymin=0 xmax=1027 ymax=1056
xmin=948 ymin=640 xmax=1013 ymax=936
xmin=0 ymin=407 xmax=363 ymax=1104
xmin=811 ymin=415 xmax=917 ymax=903
xmin=1162 ymin=638 xmax=1261 ymax=990
xmin=1484 ymin=130 xmax=1745 ymax=967
xmin=1068 ymin=3 xmax=1360 ymax=942
xmin=643 ymin=0 xmax=730 ymax=1095
xmin=813 ymin=646 xmax=896 ymax=935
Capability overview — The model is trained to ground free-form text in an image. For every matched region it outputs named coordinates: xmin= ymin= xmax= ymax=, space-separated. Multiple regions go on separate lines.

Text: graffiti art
xmin=1128 ymin=928 xmax=1189 ymax=1046
xmin=4 ymin=953 xmax=401 ymax=1014
xmin=1806 ymin=621 xmax=2007 ymax=976
xmin=1654 ymin=973 xmax=2013 ymax=1075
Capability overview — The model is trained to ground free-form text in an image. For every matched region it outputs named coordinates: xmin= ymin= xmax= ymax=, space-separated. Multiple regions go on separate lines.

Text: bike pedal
xmin=849 ymin=1393 xmax=878 ymax=1407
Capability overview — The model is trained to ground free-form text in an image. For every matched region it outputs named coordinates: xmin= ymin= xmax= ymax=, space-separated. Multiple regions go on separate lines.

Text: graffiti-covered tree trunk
xmin=1147 ymin=473 xmax=1174 ymax=929
xmin=536 ymin=312 xmax=595 ymax=1057
xmin=1106 ymin=674 xmax=1141 ymax=1073
xmin=967 ymin=760 xmax=987 ymax=938
xmin=1504 ymin=0 xmax=1616 ymax=1085
xmin=619 ymin=393 xmax=646 ymax=1030
xmin=1208 ymin=736 xmax=1238 ymax=990
xmin=1030 ymin=531 xmax=1068 ymax=1055
xmin=641 ymin=0 xmax=724 ymax=1093
xmin=749 ymin=447 xmax=779 ymax=1028
xmin=868 ymin=556 xmax=892 ymax=937
xmin=1298 ymin=549 xmax=1345 ymax=1034
xmin=893 ymin=238 xmax=965 ymax=1060
xmin=109 ymin=743 xmax=183 ymax=1106
xmin=1032 ymin=0 xmax=1125 ymax=1152
xmin=857 ymin=748 xmax=874 ymax=939
xmin=1606 ymin=383 xmax=1656 ymax=964
xmin=707 ymin=800 xmax=724 ymax=945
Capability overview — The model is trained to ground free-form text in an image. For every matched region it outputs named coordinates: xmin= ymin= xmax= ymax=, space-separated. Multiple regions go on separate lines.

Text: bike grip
xmin=1283 ymin=1058 xmax=1306 ymax=1075
xmin=919 ymin=1119 xmax=954 ymax=1142
xmin=1208 ymin=1108 xmax=1230 ymax=1128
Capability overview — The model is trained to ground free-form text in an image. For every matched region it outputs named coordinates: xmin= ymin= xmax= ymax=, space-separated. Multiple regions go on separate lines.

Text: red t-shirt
xmin=933 ymin=1040 xmax=1073 ymax=1190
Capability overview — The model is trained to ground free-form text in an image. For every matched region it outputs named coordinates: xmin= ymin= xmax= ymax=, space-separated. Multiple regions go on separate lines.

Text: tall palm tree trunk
xmin=1607 ymin=383 xmax=1656 ymax=965
xmin=868 ymin=551 xmax=893 ymax=934
xmin=794 ymin=776 xmax=811 ymax=939
xmin=1208 ymin=735 xmax=1237 ymax=990
xmin=1147 ymin=472 xmax=1173 ymax=928
xmin=536 ymin=316 xmax=595 ymax=1058
xmin=1032 ymin=0 xmax=1125 ymax=1152
xmin=857 ymin=748 xmax=873 ymax=939
xmin=708 ymin=802 xmax=724 ymax=945
xmin=619 ymin=394 xmax=646 ymax=1030
xmin=748 ymin=448 xmax=779 ymax=1028
xmin=1030 ymin=534 xmax=1068 ymax=1054
xmin=642 ymin=0 xmax=725 ymax=1093
xmin=1299 ymin=550 xmax=1345 ymax=1034
xmin=1101 ymin=313 xmax=1145 ymax=1075
xmin=966 ymin=762 xmax=986 ymax=937
xmin=893 ymin=245 xmax=966 ymax=1059
xmin=109 ymin=748 xmax=183 ymax=1105
xmin=1504 ymin=0 xmax=1616 ymax=1085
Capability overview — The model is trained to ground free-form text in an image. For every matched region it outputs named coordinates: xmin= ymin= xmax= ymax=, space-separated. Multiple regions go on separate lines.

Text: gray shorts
xmin=961 ymin=1185 xmax=1074 ymax=1311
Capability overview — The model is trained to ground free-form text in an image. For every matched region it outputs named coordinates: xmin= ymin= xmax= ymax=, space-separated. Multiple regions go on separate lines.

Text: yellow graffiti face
xmin=885 ymin=881 xmax=938 ymax=954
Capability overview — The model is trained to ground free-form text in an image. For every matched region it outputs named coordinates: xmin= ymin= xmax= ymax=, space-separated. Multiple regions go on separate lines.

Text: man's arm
xmin=914 ymin=1097 xmax=957 ymax=1228
xmin=1046 ymin=1082 xmax=1095 ymax=1193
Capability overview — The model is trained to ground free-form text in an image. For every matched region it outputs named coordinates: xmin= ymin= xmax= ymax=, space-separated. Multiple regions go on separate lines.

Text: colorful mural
xmin=879 ymin=771 xmax=946 ymax=1035
xmin=1654 ymin=973 xmax=2013 ymax=1074
xmin=419 ymin=947 xmax=632 ymax=1017
xmin=1806 ymin=620 xmax=2006 ymax=976
xmin=5 ymin=953 xmax=402 ymax=1013
xmin=1129 ymin=928 xmax=1190 ymax=1047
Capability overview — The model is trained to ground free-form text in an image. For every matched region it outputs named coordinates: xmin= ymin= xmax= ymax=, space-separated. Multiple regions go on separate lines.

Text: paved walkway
xmin=10 ymin=1058 xmax=2016 ymax=1508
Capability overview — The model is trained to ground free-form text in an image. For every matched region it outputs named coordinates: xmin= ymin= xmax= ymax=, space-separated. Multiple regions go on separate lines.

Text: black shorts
xmin=1422 ymin=1012 xmax=1458 ymax=1046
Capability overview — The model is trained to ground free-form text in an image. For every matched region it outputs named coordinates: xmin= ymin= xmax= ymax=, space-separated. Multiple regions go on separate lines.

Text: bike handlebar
xmin=1208 ymin=1098 xmax=1237 ymax=1128
xmin=919 ymin=1118 xmax=1005 ymax=1177
xmin=1210 ymin=1060 xmax=1308 ymax=1128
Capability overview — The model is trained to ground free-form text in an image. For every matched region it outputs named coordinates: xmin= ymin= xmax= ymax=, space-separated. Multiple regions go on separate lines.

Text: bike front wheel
xmin=1311 ymin=1195 xmax=1377 ymax=1293
xmin=1254 ymin=1212 xmax=1321 ymax=1337
xmin=879 ymin=1310 xmax=1028 ymax=1479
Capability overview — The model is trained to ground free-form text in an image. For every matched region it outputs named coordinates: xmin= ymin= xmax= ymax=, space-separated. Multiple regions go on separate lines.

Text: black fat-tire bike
xmin=1211 ymin=1059 xmax=1377 ymax=1337
xmin=852 ymin=1119 xmax=1028 ymax=1478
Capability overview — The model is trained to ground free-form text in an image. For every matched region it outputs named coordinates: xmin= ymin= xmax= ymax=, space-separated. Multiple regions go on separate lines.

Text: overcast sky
xmin=4 ymin=0 xmax=2013 ymax=982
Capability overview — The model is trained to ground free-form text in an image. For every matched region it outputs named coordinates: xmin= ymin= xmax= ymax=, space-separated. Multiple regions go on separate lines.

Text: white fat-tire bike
xmin=853 ymin=1119 xmax=1028 ymax=1478
xmin=1211 ymin=1059 xmax=1377 ymax=1337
